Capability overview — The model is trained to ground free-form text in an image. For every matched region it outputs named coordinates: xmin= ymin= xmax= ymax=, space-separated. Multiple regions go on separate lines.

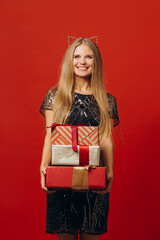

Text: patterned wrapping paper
xmin=46 ymin=166 xmax=106 ymax=190
xmin=52 ymin=145 xmax=100 ymax=166
xmin=51 ymin=125 xmax=99 ymax=146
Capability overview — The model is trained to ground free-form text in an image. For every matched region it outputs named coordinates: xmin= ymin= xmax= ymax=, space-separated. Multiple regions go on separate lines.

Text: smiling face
xmin=73 ymin=44 xmax=94 ymax=78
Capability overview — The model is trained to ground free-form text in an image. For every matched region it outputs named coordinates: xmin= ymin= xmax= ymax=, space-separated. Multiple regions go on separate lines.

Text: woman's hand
xmin=92 ymin=169 xmax=114 ymax=194
xmin=106 ymin=169 xmax=114 ymax=192
xmin=40 ymin=166 xmax=56 ymax=194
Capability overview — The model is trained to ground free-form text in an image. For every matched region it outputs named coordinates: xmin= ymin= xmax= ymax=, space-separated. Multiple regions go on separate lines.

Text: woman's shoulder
xmin=106 ymin=92 xmax=120 ymax=127
xmin=47 ymin=87 xmax=58 ymax=96
xmin=106 ymin=92 xmax=117 ymax=108
xmin=106 ymin=92 xmax=117 ymax=102
xmin=39 ymin=87 xmax=58 ymax=117
xmin=44 ymin=87 xmax=58 ymax=102
xmin=106 ymin=92 xmax=118 ymax=109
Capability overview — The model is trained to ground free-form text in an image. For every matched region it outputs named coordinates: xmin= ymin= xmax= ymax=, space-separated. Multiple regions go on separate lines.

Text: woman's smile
xmin=76 ymin=66 xmax=89 ymax=70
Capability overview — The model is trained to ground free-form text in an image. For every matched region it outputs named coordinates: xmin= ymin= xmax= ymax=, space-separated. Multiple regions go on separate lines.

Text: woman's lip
xmin=76 ymin=66 xmax=89 ymax=69
xmin=76 ymin=67 xmax=89 ymax=71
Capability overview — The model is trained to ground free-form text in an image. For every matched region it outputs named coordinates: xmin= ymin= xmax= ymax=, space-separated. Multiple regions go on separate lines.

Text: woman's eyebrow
xmin=73 ymin=54 xmax=94 ymax=56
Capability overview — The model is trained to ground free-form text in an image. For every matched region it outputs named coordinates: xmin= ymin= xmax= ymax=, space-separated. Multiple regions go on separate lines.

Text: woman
xmin=39 ymin=37 xmax=119 ymax=240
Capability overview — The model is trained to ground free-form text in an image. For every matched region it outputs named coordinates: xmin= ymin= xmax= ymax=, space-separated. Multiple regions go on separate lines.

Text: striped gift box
xmin=51 ymin=125 xmax=99 ymax=146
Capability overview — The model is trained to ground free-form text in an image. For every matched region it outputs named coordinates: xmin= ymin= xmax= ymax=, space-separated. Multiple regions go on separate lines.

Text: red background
xmin=0 ymin=1 xmax=160 ymax=239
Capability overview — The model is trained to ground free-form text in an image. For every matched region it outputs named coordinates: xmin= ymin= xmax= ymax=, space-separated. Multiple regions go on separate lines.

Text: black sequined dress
xmin=39 ymin=88 xmax=119 ymax=235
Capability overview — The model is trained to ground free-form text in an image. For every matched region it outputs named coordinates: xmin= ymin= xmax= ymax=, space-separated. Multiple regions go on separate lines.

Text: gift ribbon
xmin=48 ymin=122 xmax=86 ymax=152
xmin=79 ymin=145 xmax=89 ymax=166
xmin=71 ymin=167 xmax=89 ymax=189
xmin=72 ymin=166 xmax=97 ymax=189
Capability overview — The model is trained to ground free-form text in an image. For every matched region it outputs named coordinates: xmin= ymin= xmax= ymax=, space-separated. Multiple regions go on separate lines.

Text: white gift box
xmin=51 ymin=145 xmax=100 ymax=166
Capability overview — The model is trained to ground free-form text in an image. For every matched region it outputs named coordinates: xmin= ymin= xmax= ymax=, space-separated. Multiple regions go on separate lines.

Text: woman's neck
xmin=73 ymin=76 xmax=92 ymax=94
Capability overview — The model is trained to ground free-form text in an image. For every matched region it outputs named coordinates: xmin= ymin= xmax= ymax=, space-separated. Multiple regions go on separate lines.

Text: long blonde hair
xmin=52 ymin=38 xmax=113 ymax=142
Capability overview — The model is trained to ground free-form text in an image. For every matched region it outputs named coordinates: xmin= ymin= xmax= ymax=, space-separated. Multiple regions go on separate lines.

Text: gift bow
xmin=48 ymin=122 xmax=86 ymax=152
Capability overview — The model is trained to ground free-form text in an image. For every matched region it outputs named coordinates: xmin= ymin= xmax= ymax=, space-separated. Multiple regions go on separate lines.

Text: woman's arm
xmin=40 ymin=110 xmax=56 ymax=193
xmin=100 ymin=137 xmax=114 ymax=193
xmin=92 ymin=120 xmax=114 ymax=194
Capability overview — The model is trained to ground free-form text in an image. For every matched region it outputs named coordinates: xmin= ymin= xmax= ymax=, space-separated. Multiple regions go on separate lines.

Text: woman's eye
xmin=74 ymin=55 xmax=92 ymax=59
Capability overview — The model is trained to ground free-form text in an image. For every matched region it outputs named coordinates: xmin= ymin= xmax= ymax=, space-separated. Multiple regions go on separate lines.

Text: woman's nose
xmin=79 ymin=57 xmax=86 ymax=64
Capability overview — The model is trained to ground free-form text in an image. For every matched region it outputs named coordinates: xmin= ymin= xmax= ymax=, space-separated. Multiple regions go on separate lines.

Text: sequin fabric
xmin=39 ymin=88 xmax=119 ymax=127
xmin=39 ymin=88 xmax=119 ymax=235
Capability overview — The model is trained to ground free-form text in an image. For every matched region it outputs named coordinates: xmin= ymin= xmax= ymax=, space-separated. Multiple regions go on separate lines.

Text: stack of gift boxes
xmin=46 ymin=123 xmax=106 ymax=190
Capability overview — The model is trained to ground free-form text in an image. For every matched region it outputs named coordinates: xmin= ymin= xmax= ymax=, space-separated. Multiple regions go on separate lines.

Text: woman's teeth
xmin=77 ymin=67 xmax=88 ymax=70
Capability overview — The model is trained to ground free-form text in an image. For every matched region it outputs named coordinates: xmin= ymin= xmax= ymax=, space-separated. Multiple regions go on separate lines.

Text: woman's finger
xmin=106 ymin=179 xmax=113 ymax=192
xmin=47 ymin=190 xmax=57 ymax=194
xmin=40 ymin=170 xmax=57 ymax=193
xmin=40 ymin=167 xmax=46 ymax=175
xmin=42 ymin=185 xmax=49 ymax=192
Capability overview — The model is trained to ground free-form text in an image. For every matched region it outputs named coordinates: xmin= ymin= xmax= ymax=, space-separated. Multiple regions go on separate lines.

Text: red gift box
xmin=46 ymin=166 xmax=106 ymax=190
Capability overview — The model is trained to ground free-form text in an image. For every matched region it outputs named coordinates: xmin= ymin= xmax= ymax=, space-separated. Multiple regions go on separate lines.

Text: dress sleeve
xmin=107 ymin=93 xmax=120 ymax=127
xmin=39 ymin=88 xmax=57 ymax=117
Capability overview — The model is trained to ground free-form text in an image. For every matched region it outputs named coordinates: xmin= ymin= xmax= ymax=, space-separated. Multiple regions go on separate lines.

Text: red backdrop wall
xmin=0 ymin=1 xmax=160 ymax=240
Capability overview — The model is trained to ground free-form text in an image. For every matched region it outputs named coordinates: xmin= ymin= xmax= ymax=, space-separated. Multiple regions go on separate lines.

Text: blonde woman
xmin=39 ymin=37 xmax=119 ymax=240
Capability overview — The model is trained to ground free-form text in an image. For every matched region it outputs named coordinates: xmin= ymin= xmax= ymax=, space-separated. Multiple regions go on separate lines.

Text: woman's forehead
xmin=74 ymin=44 xmax=93 ymax=54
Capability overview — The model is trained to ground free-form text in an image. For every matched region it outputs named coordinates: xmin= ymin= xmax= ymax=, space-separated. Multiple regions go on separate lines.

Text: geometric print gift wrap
xmin=51 ymin=145 xmax=100 ymax=166
xmin=49 ymin=123 xmax=100 ymax=166
xmin=51 ymin=125 xmax=99 ymax=146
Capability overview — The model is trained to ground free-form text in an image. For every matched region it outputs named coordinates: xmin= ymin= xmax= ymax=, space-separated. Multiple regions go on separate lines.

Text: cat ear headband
xmin=68 ymin=36 xmax=98 ymax=47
